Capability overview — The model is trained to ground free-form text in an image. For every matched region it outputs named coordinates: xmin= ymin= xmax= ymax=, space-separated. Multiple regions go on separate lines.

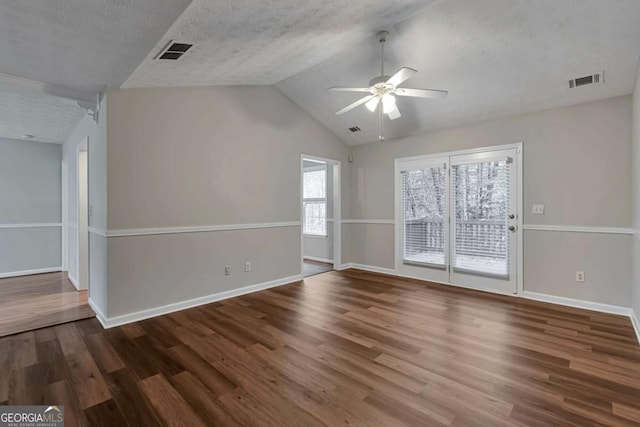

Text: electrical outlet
xmin=532 ymin=204 xmax=545 ymax=215
xmin=575 ymin=271 xmax=585 ymax=282
xmin=245 ymin=262 xmax=251 ymax=272
xmin=225 ymin=265 xmax=231 ymax=276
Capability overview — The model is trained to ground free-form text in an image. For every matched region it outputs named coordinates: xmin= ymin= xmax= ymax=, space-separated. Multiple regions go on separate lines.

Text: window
xmin=303 ymin=165 xmax=327 ymax=236
xmin=452 ymin=160 xmax=510 ymax=277
xmin=401 ymin=165 xmax=447 ymax=267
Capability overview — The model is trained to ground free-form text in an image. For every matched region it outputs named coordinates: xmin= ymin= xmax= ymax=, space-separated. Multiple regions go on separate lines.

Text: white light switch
xmin=532 ymin=204 xmax=545 ymax=215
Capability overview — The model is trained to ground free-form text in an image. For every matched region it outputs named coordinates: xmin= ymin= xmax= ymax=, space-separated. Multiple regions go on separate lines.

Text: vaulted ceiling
xmin=0 ymin=0 xmax=192 ymax=143
xmin=2 ymin=0 xmax=640 ymax=145
xmin=123 ymin=0 xmax=439 ymax=87
xmin=277 ymin=0 xmax=640 ymax=145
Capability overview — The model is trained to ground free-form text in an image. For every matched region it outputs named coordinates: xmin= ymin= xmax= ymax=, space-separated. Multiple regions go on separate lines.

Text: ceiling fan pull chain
xmin=379 ymin=106 xmax=384 ymax=141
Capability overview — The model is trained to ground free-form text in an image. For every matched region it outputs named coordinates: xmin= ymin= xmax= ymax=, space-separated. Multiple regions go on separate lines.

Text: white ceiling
xmin=4 ymin=0 xmax=640 ymax=146
xmin=277 ymin=0 xmax=640 ymax=145
xmin=0 ymin=0 xmax=192 ymax=143
xmin=123 ymin=0 xmax=441 ymax=87
xmin=0 ymin=80 xmax=84 ymax=143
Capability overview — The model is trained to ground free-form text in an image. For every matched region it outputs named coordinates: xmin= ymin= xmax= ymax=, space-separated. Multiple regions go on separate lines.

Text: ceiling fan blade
xmin=365 ymin=97 xmax=380 ymax=112
xmin=395 ymin=87 xmax=448 ymax=99
xmin=335 ymin=95 xmax=375 ymax=115
xmin=328 ymin=87 xmax=371 ymax=92
xmin=387 ymin=105 xmax=401 ymax=120
xmin=385 ymin=67 xmax=417 ymax=87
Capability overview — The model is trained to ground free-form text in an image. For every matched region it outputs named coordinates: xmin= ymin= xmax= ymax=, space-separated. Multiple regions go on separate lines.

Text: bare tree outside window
xmin=303 ymin=167 xmax=327 ymax=236
xmin=402 ymin=160 xmax=509 ymax=276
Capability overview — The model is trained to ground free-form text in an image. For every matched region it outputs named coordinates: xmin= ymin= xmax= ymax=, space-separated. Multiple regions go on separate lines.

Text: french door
xmin=396 ymin=146 xmax=520 ymax=295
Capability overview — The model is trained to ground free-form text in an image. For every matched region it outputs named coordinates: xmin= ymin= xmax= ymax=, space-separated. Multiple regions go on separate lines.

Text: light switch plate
xmin=532 ymin=204 xmax=545 ymax=214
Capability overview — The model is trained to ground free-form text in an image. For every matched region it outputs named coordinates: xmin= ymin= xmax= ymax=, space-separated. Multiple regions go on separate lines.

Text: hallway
xmin=0 ymin=272 xmax=94 ymax=337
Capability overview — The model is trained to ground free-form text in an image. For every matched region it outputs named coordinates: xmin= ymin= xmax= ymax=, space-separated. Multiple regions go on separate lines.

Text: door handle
xmin=508 ymin=214 xmax=515 ymax=219
xmin=508 ymin=225 xmax=516 ymax=232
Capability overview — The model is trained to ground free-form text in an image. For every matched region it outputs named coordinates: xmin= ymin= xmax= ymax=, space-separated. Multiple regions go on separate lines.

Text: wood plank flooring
xmin=1 ymin=268 xmax=639 ymax=426
xmin=303 ymin=259 xmax=333 ymax=277
xmin=0 ymin=272 xmax=94 ymax=337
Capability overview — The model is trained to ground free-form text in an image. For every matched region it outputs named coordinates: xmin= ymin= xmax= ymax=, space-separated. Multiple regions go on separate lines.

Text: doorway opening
xmin=301 ymin=155 xmax=341 ymax=278
xmin=0 ymin=138 xmax=94 ymax=337
xmin=395 ymin=143 xmax=523 ymax=295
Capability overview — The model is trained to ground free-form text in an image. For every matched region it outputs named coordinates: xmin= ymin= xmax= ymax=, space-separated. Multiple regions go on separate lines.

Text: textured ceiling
xmin=123 ymin=0 xmax=441 ymax=87
xmin=0 ymin=0 xmax=192 ymax=142
xmin=0 ymin=81 xmax=84 ymax=143
xmin=4 ymin=0 xmax=640 ymax=146
xmin=0 ymin=0 xmax=192 ymax=93
xmin=277 ymin=0 xmax=640 ymax=145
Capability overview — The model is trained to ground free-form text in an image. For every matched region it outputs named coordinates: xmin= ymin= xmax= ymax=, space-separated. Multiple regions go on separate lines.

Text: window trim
xmin=302 ymin=165 xmax=328 ymax=237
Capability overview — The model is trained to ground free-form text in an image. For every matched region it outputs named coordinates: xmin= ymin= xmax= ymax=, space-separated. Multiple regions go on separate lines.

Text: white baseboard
xmin=67 ymin=274 xmax=79 ymax=290
xmin=0 ymin=267 xmax=62 ymax=279
xmin=521 ymin=291 xmax=633 ymax=316
xmin=97 ymin=274 xmax=303 ymax=329
xmin=303 ymin=256 xmax=334 ymax=264
xmin=88 ymin=298 xmax=108 ymax=329
xmin=630 ymin=310 xmax=640 ymax=345
xmin=349 ymin=263 xmax=396 ymax=275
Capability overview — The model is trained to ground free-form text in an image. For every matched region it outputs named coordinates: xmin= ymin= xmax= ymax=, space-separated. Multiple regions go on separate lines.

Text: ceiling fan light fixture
xmin=382 ymin=93 xmax=396 ymax=114
xmin=327 ymin=30 xmax=448 ymax=142
xmin=365 ymin=97 xmax=379 ymax=112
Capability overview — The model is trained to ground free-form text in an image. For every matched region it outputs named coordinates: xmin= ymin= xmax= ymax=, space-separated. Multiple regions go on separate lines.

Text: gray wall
xmin=348 ymin=95 xmax=633 ymax=306
xmin=303 ymin=161 xmax=334 ymax=262
xmin=632 ymin=65 xmax=640 ymax=320
xmin=0 ymin=138 xmax=61 ymax=276
xmin=104 ymin=86 xmax=350 ymax=318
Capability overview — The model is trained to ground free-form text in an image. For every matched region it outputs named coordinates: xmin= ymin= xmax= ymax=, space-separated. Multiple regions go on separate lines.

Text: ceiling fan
xmin=328 ymin=30 xmax=448 ymax=141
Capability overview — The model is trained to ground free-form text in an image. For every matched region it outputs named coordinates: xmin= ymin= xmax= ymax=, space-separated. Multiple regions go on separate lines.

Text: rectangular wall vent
xmin=155 ymin=40 xmax=193 ymax=60
xmin=349 ymin=126 xmax=361 ymax=132
xmin=569 ymin=71 xmax=604 ymax=88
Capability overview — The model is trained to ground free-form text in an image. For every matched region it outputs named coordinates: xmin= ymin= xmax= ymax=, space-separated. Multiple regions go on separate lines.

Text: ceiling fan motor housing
xmin=369 ymin=75 xmax=391 ymax=87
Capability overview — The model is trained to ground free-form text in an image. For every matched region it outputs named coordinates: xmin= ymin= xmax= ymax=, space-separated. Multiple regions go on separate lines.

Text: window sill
xmin=303 ymin=234 xmax=328 ymax=239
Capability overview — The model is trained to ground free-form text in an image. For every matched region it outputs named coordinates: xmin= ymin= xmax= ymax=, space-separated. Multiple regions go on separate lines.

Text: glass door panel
xmin=449 ymin=149 xmax=517 ymax=294
xmin=396 ymin=147 xmax=519 ymax=295
xmin=452 ymin=160 xmax=509 ymax=277
xmin=402 ymin=166 xmax=447 ymax=268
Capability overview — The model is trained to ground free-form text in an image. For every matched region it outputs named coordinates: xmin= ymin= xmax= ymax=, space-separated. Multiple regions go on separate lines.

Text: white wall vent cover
xmin=569 ymin=71 xmax=604 ymax=88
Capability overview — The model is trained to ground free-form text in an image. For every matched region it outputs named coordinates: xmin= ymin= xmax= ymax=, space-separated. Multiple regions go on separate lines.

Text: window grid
xmin=303 ymin=166 xmax=327 ymax=236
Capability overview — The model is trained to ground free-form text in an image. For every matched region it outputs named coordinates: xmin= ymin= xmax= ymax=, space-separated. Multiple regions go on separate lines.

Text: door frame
xmin=300 ymin=154 xmax=342 ymax=274
xmin=394 ymin=142 xmax=523 ymax=296
xmin=61 ymin=157 xmax=69 ymax=272
xmin=76 ymin=138 xmax=89 ymax=291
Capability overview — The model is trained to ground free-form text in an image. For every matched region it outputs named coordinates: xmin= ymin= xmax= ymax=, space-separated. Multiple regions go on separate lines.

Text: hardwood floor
xmin=1 ymin=268 xmax=639 ymax=426
xmin=0 ymin=272 xmax=94 ymax=337
xmin=303 ymin=259 xmax=333 ymax=277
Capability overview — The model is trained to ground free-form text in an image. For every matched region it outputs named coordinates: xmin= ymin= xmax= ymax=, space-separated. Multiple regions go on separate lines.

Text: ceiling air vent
xmin=569 ymin=71 xmax=604 ymax=88
xmin=155 ymin=41 xmax=193 ymax=60
xmin=348 ymin=126 xmax=361 ymax=132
